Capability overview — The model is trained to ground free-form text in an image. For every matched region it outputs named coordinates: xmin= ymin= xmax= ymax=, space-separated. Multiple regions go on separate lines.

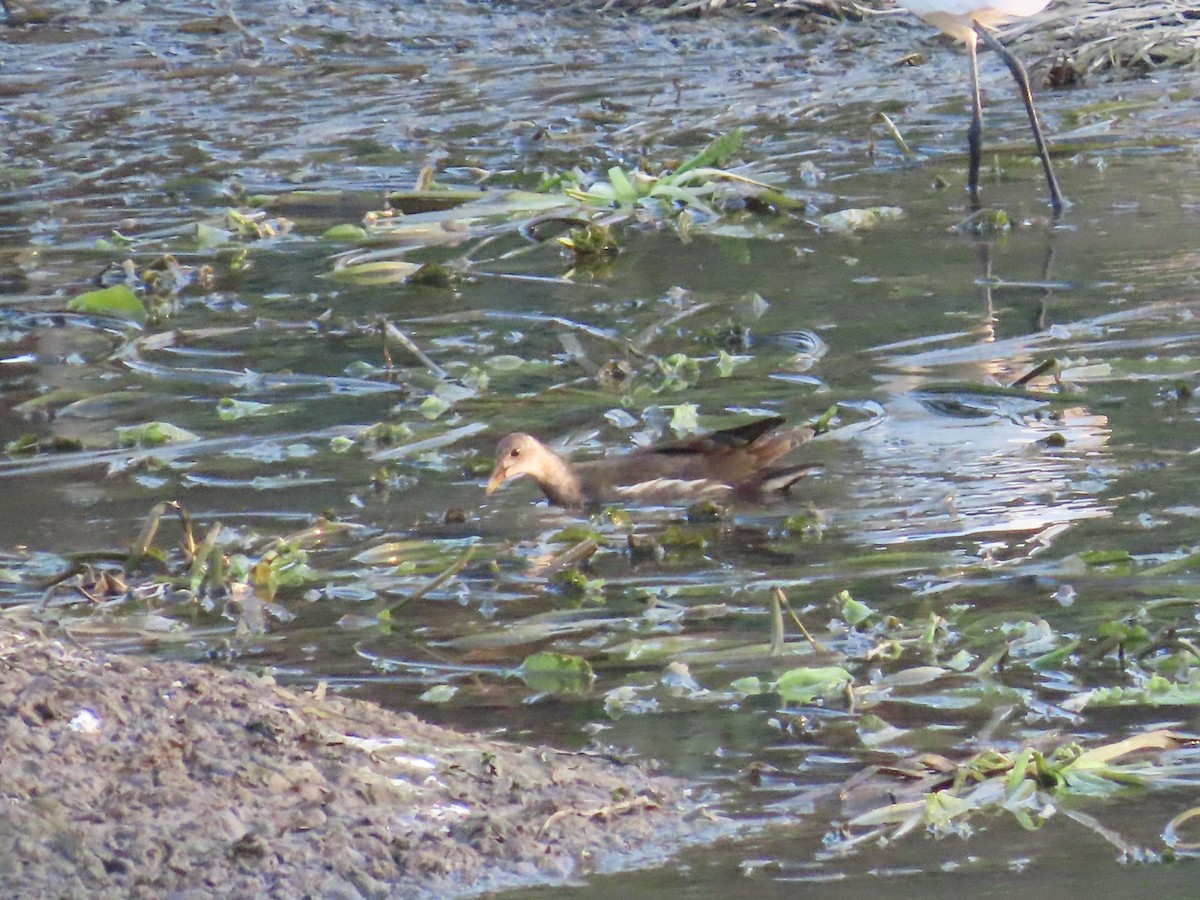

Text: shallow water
xmin=4 ymin=1 xmax=1200 ymax=895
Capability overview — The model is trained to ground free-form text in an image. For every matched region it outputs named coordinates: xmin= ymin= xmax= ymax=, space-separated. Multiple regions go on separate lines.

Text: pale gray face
xmin=486 ymin=433 xmax=541 ymax=494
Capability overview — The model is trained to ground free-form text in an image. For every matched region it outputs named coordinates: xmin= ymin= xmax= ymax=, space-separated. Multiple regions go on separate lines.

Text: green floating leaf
xmin=669 ymin=402 xmax=700 ymax=432
xmin=322 ymin=223 xmax=369 ymax=241
xmin=217 ymin=398 xmax=276 ymax=421
xmin=955 ymin=207 xmax=1010 ymax=236
xmin=5 ymin=434 xmax=40 ymax=457
xmin=516 ymin=651 xmax=595 ymax=694
xmin=420 ymin=395 xmax=450 ymax=419
xmin=556 ymin=222 xmax=619 ymax=258
xmin=659 ymin=356 xmax=701 ymax=393
xmin=66 ymin=284 xmax=147 ymax=324
xmin=1030 ymin=638 xmax=1080 ymax=670
xmin=716 ymin=350 xmax=736 ymax=377
xmin=816 ymin=206 xmax=904 ymax=234
xmin=730 ymin=675 xmax=765 ymax=695
xmin=409 ymin=262 xmax=456 ymax=287
xmin=419 ymin=684 xmax=458 ymax=704
xmin=551 ymin=567 xmax=604 ymax=602
xmin=485 ymin=354 xmax=528 ymax=372
xmin=606 ymin=166 xmax=641 ymax=204
xmin=774 ymin=666 xmax=853 ymax=704
xmin=673 ymin=127 xmax=743 ymax=177
xmin=944 ymin=649 xmax=975 ymax=672
xmin=781 ymin=513 xmax=820 ymax=533
xmin=1085 ymin=673 xmax=1200 ymax=707
xmin=194 ymin=221 xmax=234 ymax=249
xmin=116 ymin=422 xmax=201 ymax=448
xmin=838 ymin=590 xmax=875 ymax=626
xmin=1080 ymin=549 xmax=1135 ymax=566
xmin=331 ymin=259 xmax=423 ymax=285
xmin=550 ymin=525 xmax=604 ymax=544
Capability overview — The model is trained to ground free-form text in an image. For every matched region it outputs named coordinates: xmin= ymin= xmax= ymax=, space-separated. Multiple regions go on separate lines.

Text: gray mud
xmin=0 ymin=623 xmax=712 ymax=898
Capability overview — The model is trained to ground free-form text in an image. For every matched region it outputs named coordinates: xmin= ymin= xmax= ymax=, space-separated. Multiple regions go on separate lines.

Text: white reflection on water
xmin=826 ymin=391 xmax=1112 ymax=547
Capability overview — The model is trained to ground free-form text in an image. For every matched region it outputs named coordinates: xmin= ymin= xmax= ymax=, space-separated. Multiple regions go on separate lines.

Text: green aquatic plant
xmin=832 ymin=730 xmax=1193 ymax=855
xmin=330 ymin=129 xmax=793 ymax=284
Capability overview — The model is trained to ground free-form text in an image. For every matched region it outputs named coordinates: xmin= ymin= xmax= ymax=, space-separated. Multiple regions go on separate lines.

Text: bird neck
xmin=533 ymin=449 xmax=585 ymax=508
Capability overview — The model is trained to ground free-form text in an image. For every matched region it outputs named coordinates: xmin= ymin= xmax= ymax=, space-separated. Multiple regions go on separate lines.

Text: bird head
xmin=486 ymin=433 xmax=542 ymax=494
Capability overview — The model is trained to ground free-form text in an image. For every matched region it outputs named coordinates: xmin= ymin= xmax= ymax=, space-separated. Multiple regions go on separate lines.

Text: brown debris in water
xmin=0 ymin=625 xmax=710 ymax=898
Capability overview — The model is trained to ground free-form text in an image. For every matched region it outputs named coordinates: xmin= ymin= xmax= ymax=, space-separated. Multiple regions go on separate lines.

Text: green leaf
xmin=944 ymin=649 xmax=974 ymax=672
xmin=673 ymin=128 xmax=743 ymax=178
xmin=485 ymin=354 xmax=529 ymax=372
xmin=515 ymin=651 xmax=595 ymax=694
xmin=330 ymin=260 xmax=423 ymax=285
xmin=816 ymin=206 xmax=904 ymax=234
xmin=1080 ymin=549 xmax=1135 ymax=566
xmin=66 ymin=285 xmax=147 ymax=324
xmin=606 ymin=166 xmax=640 ymax=205
xmin=669 ymin=403 xmax=700 ymax=433
xmin=420 ymin=395 xmax=450 ymax=419
xmin=730 ymin=676 xmax=765 ymax=695
xmin=116 ymin=422 xmax=201 ymax=448
xmin=1007 ymin=748 xmax=1034 ymax=794
xmin=550 ymin=525 xmax=603 ymax=544
xmin=838 ymin=590 xmax=875 ymax=626
xmin=321 ymin=223 xmax=369 ymax=241
xmin=1030 ymin=637 xmax=1080 ymax=670
xmin=216 ymin=398 xmax=276 ymax=421
xmin=419 ymin=684 xmax=458 ymax=703
xmin=194 ymin=221 xmax=234 ymax=249
xmin=774 ymin=666 xmax=853 ymax=703
xmin=5 ymin=434 xmax=40 ymax=457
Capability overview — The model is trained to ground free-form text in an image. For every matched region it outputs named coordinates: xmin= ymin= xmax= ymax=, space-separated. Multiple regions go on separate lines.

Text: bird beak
xmin=485 ymin=464 xmax=506 ymax=495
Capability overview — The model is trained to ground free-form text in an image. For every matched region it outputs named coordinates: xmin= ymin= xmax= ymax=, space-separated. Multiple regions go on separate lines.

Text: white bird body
xmin=899 ymin=0 xmax=1052 ymax=37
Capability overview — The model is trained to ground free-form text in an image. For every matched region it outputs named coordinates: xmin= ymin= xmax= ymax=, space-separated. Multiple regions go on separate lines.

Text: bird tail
xmin=756 ymin=463 xmax=821 ymax=496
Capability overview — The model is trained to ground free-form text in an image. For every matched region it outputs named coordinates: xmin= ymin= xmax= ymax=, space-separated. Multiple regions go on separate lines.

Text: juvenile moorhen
xmin=485 ymin=416 xmax=814 ymax=508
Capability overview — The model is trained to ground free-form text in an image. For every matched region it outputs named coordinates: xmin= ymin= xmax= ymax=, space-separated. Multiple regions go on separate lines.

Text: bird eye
xmin=509 ymin=447 xmax=521 ymax=458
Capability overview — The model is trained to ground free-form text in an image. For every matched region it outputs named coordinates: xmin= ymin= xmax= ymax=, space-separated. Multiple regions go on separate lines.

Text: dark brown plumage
xmin=485 ymin=416 xmax=814 ymax=508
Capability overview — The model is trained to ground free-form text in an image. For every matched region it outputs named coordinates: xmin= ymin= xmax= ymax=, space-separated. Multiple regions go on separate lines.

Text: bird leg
xmin=967 ymin=37 xmax=984 ymax=210
xmin=973 ymin=22 xmax=1067 ymax=217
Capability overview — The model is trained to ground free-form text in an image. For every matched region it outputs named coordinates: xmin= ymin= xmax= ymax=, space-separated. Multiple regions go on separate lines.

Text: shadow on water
xmin=4 ymin=1 xmax=1200 ymax=895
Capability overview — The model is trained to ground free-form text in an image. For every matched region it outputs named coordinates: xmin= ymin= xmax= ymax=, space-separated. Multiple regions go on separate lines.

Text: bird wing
xmin=572 ymin=419 xmax=812 ymax=503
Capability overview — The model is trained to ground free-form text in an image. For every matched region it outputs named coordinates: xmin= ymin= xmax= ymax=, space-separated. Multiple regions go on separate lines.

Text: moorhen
xmin=485 ymin=416 xmax=814 ymax=508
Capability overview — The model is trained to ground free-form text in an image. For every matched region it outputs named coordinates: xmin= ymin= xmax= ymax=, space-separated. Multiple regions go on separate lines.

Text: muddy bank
xmin=0 ymin=622 xmax=714 ymax=898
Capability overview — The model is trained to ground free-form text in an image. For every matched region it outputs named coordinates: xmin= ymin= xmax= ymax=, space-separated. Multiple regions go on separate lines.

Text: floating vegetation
xmin=829 ymin=730 xmax=1198 ymax=858
xmin=814 ymin=206 xmax=904 ymax=234
xmin=515 ymin=650 xmax=596 ymax=694
xmin=330 ymin=130 xmax=804 ymax=284
xmin=66 ymin=284 xmax=148 ymax=325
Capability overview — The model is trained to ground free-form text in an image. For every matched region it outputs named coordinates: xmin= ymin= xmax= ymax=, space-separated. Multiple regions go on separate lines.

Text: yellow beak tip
xmin=485 ymin=469 xmax=505 ymax=495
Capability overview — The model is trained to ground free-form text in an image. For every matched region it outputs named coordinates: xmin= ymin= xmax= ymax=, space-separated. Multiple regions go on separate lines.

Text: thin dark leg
xmin=974 ymin=22 xmax=1067 ymax=218
xmin=967 ymin=38 xmax=983 ymax=210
